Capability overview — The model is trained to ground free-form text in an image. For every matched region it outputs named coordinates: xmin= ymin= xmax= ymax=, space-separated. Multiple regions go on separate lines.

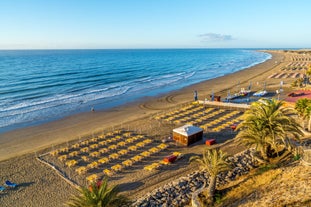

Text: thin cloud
xmin=199 ymin=33 xmax=234 ymax=42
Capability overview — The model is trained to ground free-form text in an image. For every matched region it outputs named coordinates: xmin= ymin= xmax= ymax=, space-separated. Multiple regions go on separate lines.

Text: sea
xmin=0 ymin=49 xmax=271 ymax=133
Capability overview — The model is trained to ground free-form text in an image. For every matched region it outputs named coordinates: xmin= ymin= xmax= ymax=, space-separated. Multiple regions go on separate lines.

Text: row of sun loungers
xmin=144 ymin=152 xmax=183 ymax=171
xmin=171 ymin=109 xmax=225 ymax=124
xmin=154 ymin=104 xmax=205 ymax=120
xmin=283 ymin=61 xmax=310 ymax=68
xmin=268 ymin=72 xmax=304 ymax=79
xmin=199 ymin=114 xmax=243 ymax=132
xmin=291 ymin=57 xmax=311 ymax=61
xmin=281 ymin=66 xmax=308 ymax=71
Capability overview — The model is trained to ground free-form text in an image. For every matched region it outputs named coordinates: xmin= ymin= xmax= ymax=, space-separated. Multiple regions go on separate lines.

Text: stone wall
xmin=133 ymin=149 xmax=258 ymax=207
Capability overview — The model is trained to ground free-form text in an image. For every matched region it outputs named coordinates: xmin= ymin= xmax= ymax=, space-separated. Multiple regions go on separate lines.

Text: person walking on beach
xmin=194 ymin=90 xmax=198 ymax=101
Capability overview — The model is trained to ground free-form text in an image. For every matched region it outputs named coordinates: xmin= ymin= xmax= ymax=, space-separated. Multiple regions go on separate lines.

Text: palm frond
xmin=236 ymin=98 xmax=304 ymax=161
xmin=66 ymin=177 xmax=130 ymax=207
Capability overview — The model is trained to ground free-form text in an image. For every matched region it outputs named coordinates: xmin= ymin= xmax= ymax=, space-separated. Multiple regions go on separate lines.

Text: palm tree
xmin=237 ymin=99 xmax=303 ymax=162
xmin=295 ymin=98 xmax=311 ymax=129
xmin=190 ymin=148 xmax=231 ymax=204
xmin=67 ymin=177 xmax=129 ymax=207
xmin=236 ymin=118 xmax=269 ymax=161
xmin=305 ymin=104 xmax=311 ymax=131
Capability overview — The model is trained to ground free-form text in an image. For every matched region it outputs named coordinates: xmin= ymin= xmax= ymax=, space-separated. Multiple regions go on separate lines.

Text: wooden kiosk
xmin=173 ymin=125 xmax=203 ymax=146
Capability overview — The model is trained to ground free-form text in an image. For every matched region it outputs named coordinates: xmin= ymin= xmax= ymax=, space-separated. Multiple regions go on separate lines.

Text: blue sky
xmin=1 ymin=0 xmax=311 ymax=49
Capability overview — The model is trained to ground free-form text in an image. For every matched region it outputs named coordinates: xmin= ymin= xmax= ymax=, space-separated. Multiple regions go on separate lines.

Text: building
xmin=173 ymin=125 xmax=203 ymax=146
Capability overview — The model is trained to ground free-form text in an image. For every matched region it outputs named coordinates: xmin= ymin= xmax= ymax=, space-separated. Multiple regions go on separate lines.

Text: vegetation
xmin=236 ymin=99 xmax=303 ymax=163
xmin=217 ymin=168 xmax=283 ymax=207
xmin=190 ymin=148 xmax=231 ymax=205
xmin=66 ymin=177 xmax=129 ymax=207
xmin=291 ymin=78 xmax=304 ymax=87
xmin=306 ymin=64 xmax=311 ymax=77
xmin=216 ymin=162 xmax=311 ymax=207
xmin=295 ymin=98 xmax=311 ymax=131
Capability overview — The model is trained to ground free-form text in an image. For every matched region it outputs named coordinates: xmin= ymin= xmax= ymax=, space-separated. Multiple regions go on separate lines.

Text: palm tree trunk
xmin=260 ymin=147 xmax=269 ymax=161
xmin=191 ymin=181 xmax=206 ymax=207
xmin=206 ymin=175 xmax=217 ymax=203
xmin=251 ymin=152 xmax=267 ymax=164
xmin=301 ymin=118 xmax=305 ymax=130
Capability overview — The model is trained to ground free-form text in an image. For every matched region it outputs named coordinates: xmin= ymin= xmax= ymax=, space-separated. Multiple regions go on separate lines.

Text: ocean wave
xmin=0 ymin=49 xmax=271 ymax=132
xmin=0 ymin=85 xmax=131 ymax=128
xmin=0 ymin=85 xmax=131 ymax=115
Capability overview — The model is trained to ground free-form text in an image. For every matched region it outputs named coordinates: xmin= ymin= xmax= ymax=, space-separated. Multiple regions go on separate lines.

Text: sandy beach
xmin=1 ymin=50 xmax=307 ymax=207
xmin=0 ymin=50 xmax=285 ymax=162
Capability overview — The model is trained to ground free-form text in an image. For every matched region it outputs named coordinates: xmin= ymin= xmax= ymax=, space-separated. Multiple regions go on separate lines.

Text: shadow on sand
xmin=118 ymin=181 xmax=144 ymax=192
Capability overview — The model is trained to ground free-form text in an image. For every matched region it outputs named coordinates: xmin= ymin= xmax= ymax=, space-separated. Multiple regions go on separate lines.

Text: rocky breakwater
xmin=133 ymin=149 xmax=258 ymax=207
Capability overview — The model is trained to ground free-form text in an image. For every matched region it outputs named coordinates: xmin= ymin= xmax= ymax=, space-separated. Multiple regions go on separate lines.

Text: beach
xmin=0 ymin=50 xmax=301 ymax=206
xmin=0 ymin=50 xmax=285 ymax=162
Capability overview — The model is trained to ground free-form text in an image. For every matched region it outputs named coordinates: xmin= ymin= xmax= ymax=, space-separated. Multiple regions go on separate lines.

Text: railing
xmin=198 ymin=100 xmax=250 ymax=110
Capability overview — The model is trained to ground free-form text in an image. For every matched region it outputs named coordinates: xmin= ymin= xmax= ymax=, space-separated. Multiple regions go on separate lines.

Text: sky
xmin=0 ymin=0 xmax=311 ymax=49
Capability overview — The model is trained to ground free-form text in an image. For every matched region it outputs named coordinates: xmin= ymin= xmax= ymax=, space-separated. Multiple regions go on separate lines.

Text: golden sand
xmin=2 ymin=50 xmax=310 ymax=207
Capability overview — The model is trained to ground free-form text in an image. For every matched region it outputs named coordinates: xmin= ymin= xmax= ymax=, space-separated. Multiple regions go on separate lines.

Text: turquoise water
xmin=0 ymin=49 xmax=271 ymax=132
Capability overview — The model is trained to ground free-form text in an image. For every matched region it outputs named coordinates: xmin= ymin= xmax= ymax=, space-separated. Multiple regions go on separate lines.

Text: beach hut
xmin=173 ymin=125 xmax=203 ymax=146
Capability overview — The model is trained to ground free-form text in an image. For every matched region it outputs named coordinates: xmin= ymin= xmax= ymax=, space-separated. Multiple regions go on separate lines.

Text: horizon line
xmin=0 ymin=47 xmax=307 ymax=51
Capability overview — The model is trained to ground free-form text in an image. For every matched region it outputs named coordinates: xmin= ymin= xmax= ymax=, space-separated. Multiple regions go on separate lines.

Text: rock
xmin=179 ymin=181 xmax=187 ymax=187
xmin=155 ymin=192 xmax=162 ymax=199
xmin=132 ymin=149 xmax=259 ymax=207
xmin=191 ymin=186 xmax=197 ymax=192
xmin=181 ymin=198 xmax=189 ymax=204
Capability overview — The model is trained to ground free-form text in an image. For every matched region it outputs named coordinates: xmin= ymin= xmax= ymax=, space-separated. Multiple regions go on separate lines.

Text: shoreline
xmin=0 ymin=50 xmax=285 ymax=162
xmin=0 ymin=49 xmax=270 ymax=135
xmin=3 ymin=49 xmax=307 ymax=207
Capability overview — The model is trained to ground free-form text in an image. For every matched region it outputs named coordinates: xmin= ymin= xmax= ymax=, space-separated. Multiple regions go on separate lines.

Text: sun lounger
xmin=5 ymin=180 xmax=17 ymax=188
xmin=253 ymin=90 xmax=268 ymax=97
xmin=0 ymin=186 xmax=5 ymax=191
